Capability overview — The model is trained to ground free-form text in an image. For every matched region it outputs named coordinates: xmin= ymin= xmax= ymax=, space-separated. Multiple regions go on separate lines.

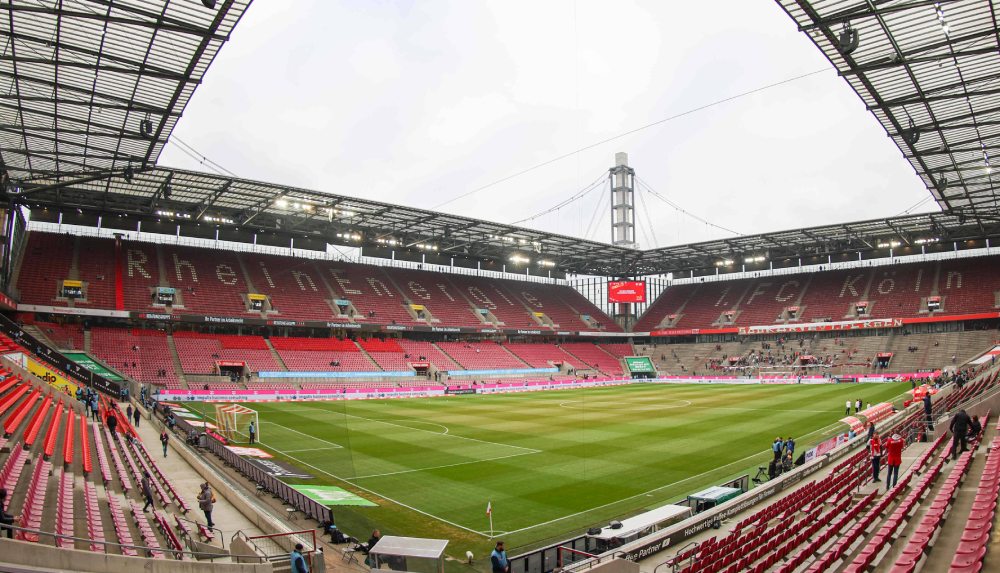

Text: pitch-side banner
xmin=738 ymin=318 xmax=901 ymax=335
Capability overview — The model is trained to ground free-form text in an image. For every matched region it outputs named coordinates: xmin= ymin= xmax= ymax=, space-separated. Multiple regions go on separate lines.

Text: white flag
xmin=486 ymin=501 xmax=492 ymax=516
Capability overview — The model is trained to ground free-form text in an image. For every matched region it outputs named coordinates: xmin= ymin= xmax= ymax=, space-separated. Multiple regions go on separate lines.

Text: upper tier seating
xmin=157 ymin=244 xmax=250 ymax=315
xmin=636 ymin=256 xmax=1000 ymax=330
xmin=17 ymin=232 xmax=618 ymax=331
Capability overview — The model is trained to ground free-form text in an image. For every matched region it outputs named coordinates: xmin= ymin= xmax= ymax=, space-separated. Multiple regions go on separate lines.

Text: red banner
xmin=608 ymin=281 xmax=647 ymax=303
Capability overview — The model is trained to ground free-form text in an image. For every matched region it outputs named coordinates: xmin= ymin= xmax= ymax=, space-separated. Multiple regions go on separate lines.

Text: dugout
xmin=369 ymin=535 xmax=448 ymax=573
xmin=586 ymin=504 xmax=691 ymax=553
xmin=687 ymin=486 xmax=742 ymax=514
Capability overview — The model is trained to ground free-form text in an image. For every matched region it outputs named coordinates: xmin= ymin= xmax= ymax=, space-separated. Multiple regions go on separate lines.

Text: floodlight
xmin=202 ymin=0 xmax=217 ymax=8
xmin=123 ymin=165 xmax=134 ymax=183
xmin=139 ymin=118 xmax=153 ymax=138
xmin=836 ymin=23 xmax=860 ymax=55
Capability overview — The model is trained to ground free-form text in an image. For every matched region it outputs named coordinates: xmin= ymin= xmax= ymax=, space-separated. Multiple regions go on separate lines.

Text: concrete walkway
xmin=131 ymin=402 xmax=365 ymax=572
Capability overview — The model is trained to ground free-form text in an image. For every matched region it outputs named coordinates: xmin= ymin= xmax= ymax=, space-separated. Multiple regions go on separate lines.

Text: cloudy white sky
xmin=159 ymin=0 xmax=936 ymax=249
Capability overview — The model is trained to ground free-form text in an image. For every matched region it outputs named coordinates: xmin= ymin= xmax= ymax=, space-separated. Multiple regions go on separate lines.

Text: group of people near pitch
xmin=769 ymin=436 xmax=796 ymax=478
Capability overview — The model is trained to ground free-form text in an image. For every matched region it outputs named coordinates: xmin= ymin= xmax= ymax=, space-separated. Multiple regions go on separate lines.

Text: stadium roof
xmin=776 ymin=0 xmax=1000 ymax=220
xmin=17 ymin=164 xmax=1000 ymax=277
xmin=5 ymin=1 xmax=1000 ymax=279
xmin=0 ymin=0 xmax=250 ymax=180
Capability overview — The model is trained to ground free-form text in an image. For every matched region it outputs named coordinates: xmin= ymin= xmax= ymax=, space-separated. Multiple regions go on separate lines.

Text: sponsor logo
xmin=142 ymin=313 xmax=173 ymax=321
xmin=269 ymin=320 xmax=299 ymax=327
xmin=205 ymin=316 xmax=245 ymax=324
xmin=516 ymin=329 xmax=542 ymax=335
xmin=432 ymin=326 xmax=461 ymax=333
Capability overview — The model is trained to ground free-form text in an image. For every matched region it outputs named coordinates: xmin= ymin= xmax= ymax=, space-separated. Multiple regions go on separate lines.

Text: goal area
xmin=215 ymin=404 xmax=260 ymax=442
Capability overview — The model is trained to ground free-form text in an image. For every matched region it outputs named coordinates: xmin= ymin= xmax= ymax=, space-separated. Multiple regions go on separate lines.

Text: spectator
xmin=290 ymin=543 xmax=310 ymax=573
xmin=133 ymin=406 xmax=141 ymax=428
xmin=106 ymin=410 xmax=118 ymax=437
xmin=867 ymin=422 xmax=876 ymax=442
xmin=883 ymin=432 xmax=904 ymax=490
xmin=772 ymin=437 xmax=783 ymax=463
xmin=198 ymin=483 xmax=215 ymax=529
xmin=126 ymin=404 xmax=133 ymax=423
xmin=366 ymin=529 xmax=382 ymax=552
xmin=784 ymin=437 xmax=795 ymax=457
xmin=160 ymin=430 xmax=170 ymax=458
xmin=782 ymin=452 xmax=794 ymax=473
xmin=141 ymin=471 xmax=155 ymax=512
xmin=491 ymin=541 xmax=510 ymax=573
xmin=870 ymin=431 xmax=883 ymax=483
xmin=947 ymin=409 xmax=971 ymax=461
xmin=0 ymin=488 xmax=15 ymax=539
xmin=855 ymin=398 xmax=862 ymax=414
xmin=969 ymin=416 xmax=982 ymax=441
xmin=845 ymin=399 xmax=851 ymax=416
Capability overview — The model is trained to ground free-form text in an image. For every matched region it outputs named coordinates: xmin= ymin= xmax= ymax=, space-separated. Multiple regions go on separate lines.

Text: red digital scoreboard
xmin=608 ymin=280 xmax=647 ymax=303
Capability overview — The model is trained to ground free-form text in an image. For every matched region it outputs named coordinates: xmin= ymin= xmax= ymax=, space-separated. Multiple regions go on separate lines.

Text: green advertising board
xmin=64 ymin=352 xmax=126 ymax=382
xmin=624 ymin=356 xmax=656 ymax=374
xmin=289 ymin=485 xmax=377 ymax=507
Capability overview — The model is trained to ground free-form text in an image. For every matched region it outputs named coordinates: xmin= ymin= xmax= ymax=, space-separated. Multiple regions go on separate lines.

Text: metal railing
xmin=0 ymin=522 xmax=245 ymax=562
xmin=166 ymin=409 xmax=334 ymax=526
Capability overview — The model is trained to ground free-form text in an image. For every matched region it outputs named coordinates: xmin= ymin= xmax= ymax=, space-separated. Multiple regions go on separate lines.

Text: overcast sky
xmin=159 ymin=0 xmax=936 ymax=249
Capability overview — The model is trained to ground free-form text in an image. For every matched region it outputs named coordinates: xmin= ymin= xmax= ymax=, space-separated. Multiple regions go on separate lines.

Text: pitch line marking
xmin=295 ymin=403 xmax=541 ymax=454
xmin=350 ymin=450 xmax=540 ymax=480
xmin=196 ymin=410 xmax=489 ymax=538
xmin=367 ymin=419 xmax=451 ymax=435
xmin=259 ymin=420 xmax=344 ymax=449
xmin=494 ymin=421 xmax=845 ymax=537
xmin=558 ymin=399 xmax=692 ymax=411
xmin=283 ymin=447 xmax=343 ymax=453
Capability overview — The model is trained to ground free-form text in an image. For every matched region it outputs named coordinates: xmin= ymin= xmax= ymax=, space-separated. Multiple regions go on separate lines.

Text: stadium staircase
xmin=165 ymin=335 xmax=188 ymax=388
xmin=264 ymin=338 xmax=290 ymax=371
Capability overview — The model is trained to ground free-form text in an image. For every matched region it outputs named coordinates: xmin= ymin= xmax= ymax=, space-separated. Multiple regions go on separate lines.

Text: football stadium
xmin=2 ymin=1 xmax=1000 ymax=573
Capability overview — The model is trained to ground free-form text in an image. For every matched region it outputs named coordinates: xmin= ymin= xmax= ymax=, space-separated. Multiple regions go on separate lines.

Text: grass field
xmin=186 ymin=381 xmax=910 ymax=561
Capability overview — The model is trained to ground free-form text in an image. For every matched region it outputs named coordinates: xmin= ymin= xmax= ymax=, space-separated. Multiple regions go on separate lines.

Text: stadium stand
xmin=560 ymin=342 xmax=624 ymax=375
xmin=89 ymin=328 xmax=181 ymax=388
xmin=172 ymin=332 xmax=279 ymax=374
xmin=436 ymin=341 xmax=526 ymax=370
xmin=634 ymin=256 xmax=1000 ymax=330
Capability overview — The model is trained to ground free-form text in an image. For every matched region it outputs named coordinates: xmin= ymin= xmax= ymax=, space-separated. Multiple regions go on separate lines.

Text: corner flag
xmin=487 ymin=501 xmax=494 ymax=538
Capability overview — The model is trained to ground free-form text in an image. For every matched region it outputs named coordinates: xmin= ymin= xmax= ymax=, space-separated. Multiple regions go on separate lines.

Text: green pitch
xmin=186 ymin=381 xmax=909 ymax=557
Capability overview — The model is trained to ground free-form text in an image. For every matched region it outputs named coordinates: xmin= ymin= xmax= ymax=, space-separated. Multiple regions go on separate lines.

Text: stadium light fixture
xmin=836 ymin=22 xmax=860 ymax=55
xmin=275 ymin=198 xmax=288 ymax=208
xmin=538 ymin=260 xmax=555 ymax=267
xmin=915 ymin=237 xmax=939 ymax=245
xmin=743 ymin=255 xmax=766 ymax=263
xmin=715 ymin=259 xmax=734 ymax=267
xmin=509 ymin=254 xmax=530 ymax=265
xmin=123 ymin=165 xmax=134 ymax=183
xmin=876 ymin=240 xmax=901 ymax=249
xmin=202 ymin=0 xmax=217 ymax=8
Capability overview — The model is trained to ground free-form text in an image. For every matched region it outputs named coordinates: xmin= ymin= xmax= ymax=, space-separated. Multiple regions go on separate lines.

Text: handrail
xmin=0 ymin=522 xmax=248 ymax=561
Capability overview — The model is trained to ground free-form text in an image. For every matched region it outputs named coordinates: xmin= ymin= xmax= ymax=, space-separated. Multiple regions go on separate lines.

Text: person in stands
xmin=198 ymin=482 xmax=215 ymax=529
xmin=141 ymin=471 xmax=155 ymax=512
xmin=947 ymin=409 xmax=972 ymax=461
xmin=106 ymin=409 xmax=118 ymax=438
xmin=0 ymin=488 xmax=15 ymax=539
xmin=869 ymin=430 xmax=883 ymax=483
xmin=133 ymin=406 xmax=141 ymax=428
xmin=883 ymin=432 xmax=905 ymax=490
xmin=969 ymin=416 xmax=982 ymax=442
xmin=160 ymin=429 xmax=170 ymax=458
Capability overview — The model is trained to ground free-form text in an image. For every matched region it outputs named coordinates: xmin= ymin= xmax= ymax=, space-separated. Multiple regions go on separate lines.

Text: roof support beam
xmin=871 ymin=87 xmax=1000 ymax=110
xmin=843 ymin=47 xmax=998 ymax=76
xmin=0 ymin=3 xmax=228 ymax=41
xmin=195 ymin=180 xmax=233 ymax=220
xmin=148 ymin=172 xmax=174 ymax=212
xmin=0 ymin=56 xmax=200 ymax=84
xmin=797 ymin=0 xmax=962 ymax=31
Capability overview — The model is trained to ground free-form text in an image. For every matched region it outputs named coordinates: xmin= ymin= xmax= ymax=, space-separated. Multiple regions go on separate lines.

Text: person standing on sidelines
xmin=845 ymin=399 xmax=852 ymax=416
xmin=491 ymin=541 xmax=510 ymax=573
xmin=785 ymin=437 xmax=795 ymax=459
xmin=248 ymin=421 xmax=257 ymax=445
xmin=772 ymin=437 xmax=784 ymax=463
xmin=855 ymin=398 xmax=863 ymax=414
xmin=870 ymin=431 xmax=883 ymax=483
xmin=883 ymin=432 xmax=904 ymax=489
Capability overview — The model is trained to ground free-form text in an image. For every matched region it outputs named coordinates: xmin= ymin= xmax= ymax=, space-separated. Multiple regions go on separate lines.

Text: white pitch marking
xmin=557 ymin=399 xmax=692 ymax=411
xmin=351 ymin=450 xmax=539 ymax=480
xmin=259 ymin=420 xmax=344 ymax=449
xmin=294 ymin=403 xmax=540 ymax=454
xmin=195 ymin=410 xmax=490 ymax=538
xmin=283 ymin=446 xmax=343 ymax=453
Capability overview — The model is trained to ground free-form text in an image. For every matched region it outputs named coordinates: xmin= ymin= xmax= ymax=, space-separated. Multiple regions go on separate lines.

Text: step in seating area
xmin=173 ymin=332 xmax=278 ymax=374
xmin=90 ymin=328 xmax=181 ymax=388
xmin=0 ymin=371 xmax=208 ymax=560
